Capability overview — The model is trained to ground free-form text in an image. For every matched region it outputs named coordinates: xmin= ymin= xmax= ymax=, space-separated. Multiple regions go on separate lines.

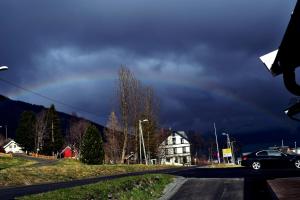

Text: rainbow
xmin=6 ymin=69 xmax=286 ymax=127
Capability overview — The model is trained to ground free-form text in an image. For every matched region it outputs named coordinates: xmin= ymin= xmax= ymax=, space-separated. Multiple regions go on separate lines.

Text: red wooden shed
xmin=61 ymin=146 xmax=72 ymax=158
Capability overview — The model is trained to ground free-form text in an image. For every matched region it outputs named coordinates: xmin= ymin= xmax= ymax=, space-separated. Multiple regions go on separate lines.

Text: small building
xmin=60 ymin=146 xmax=73 ymax=158
xmin=3 ymin=140 xmax=24 ymax=154
xmin=158 ymin=131 xmax=191 ymax=166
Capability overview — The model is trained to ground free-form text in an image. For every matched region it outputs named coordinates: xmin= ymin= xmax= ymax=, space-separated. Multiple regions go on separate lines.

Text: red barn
xmin=61 ymin=146 xmax=72 ymax=158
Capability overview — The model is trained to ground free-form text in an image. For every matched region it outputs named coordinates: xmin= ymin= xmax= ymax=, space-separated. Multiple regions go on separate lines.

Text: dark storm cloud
xmin=0 ymin=0 xmax=298 ymax=134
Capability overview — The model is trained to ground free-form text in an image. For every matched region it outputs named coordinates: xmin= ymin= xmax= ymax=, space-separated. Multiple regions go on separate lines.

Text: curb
xmin=158 ymin=176 xmax=187 ymax=200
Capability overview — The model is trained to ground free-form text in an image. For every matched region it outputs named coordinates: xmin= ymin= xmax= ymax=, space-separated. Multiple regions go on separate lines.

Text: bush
xmin=80 ymin=125 xmax=104 ymax=164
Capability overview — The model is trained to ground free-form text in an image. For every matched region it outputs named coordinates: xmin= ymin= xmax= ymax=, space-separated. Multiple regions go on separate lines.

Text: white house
xmin=3 ymin=140 xmax=24 ymax=154
xmin=158 ymin=131 xmax=191 ymax=166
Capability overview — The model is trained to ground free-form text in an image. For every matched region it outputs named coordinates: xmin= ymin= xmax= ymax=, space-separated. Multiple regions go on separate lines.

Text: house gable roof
xmin=61 ymin=146 xmax=72 ymax=154
xmin=3 ymin=140 xmax=19 ymax=149
xmin=176 ymin=131 xmax=189 ymax=141
xmin=159 ymin=131 xmax=190 ymax=146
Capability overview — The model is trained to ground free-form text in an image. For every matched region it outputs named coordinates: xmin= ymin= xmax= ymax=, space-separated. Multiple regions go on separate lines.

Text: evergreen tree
xmin=80 ymin=124 xmax=104 ymax=164
xmin=16 ymin=111 xmax=36 ymax=153
xmin=42 ymin=105 xmax=63 ymax=155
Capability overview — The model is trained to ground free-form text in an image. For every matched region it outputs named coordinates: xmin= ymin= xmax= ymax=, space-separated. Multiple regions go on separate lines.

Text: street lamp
xmin=0 ymin=66 xmax=8 ymax=71
xmin=222 ymin=132 xmax=235 ymax=164
xmin=222 ymin=132 xmax=231 ymax=149
xmin=139 ymin=119 xmax=148 ymax=165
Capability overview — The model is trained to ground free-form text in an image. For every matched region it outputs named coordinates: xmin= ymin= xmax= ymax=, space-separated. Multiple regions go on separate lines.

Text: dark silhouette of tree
xmin=35 ymin=110 xmax=48 ymax=153
xmin=80 ymin=124 xmax=104 ymax=164
xmin=42 ymin=105 xmax=63 ymax=155
xmin=15 ymin=111 xmax=36 ymax=153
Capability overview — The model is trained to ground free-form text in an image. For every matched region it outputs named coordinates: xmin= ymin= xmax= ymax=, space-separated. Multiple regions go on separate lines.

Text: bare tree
xmin=118 ymin=66 xmax=133 ymax=163
xmin=0 ymin=134 xmax=6 ymax=146
xmin=128 ymin=78 xmax=143 ymax=160
xmin=68 ymin=118 xmax=89 ymax=152
xmin=142 ymin=86 xmax=160 ymax=159
xmin=104 ymin=111 xmax=121 ymax=163
xmin=35 ymin=110 xmax=48 ymax=153
xmin=117 ymin=66 xmax=160 ymax=163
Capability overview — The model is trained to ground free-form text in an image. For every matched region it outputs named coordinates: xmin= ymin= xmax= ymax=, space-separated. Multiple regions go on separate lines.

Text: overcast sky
xmin=0 ymin=0 xmax=299 ymax=136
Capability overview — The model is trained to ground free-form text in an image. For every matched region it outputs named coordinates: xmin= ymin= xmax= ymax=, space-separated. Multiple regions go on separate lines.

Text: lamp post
xmin=222 ymin=132 xmax=235 ymax=164
xmin=0 ymin=66 xmax=8 ymax=71
xmin=139 ymin=119 xmax=148 ymax=165
xmin=222 ymin=133 xmax=231 ymax=149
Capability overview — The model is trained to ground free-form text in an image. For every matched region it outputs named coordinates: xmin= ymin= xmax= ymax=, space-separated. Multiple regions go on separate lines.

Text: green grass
xmin=17 ymin=174 xmax=173 ymax=200
xmin=0 ymin=159 xmax=177 ymax=186
xmin=206 ymin=163 xmax=242 ymax=168
xmin=0 ymin=156 xmax=36 ymax=170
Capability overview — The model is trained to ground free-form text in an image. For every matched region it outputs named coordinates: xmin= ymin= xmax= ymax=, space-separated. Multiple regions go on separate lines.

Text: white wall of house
xmin=158 ymin=131 xmax=191 ymax=166
xmin=4 ymin=140 xmax=24 ymax=154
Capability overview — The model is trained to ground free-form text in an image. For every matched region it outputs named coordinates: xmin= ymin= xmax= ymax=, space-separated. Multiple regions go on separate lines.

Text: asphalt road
xmin=166 ymin=167 xmax=300 ymax=200
xmin=169 ymin=178 xmax=244 ymax=200
xmin=1 ymin=166 xmax=300 ymax=199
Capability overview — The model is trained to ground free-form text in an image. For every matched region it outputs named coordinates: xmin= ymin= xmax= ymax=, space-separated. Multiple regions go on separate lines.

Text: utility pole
xmin=231 ymin=141 xmax=235 ymax=164
xmin=214 ymin=123 xmax=220 ymax=164
xmin=139 ymin=124 xmax=142 ymax=163
xmin=52 ymin=119 xmax=54 ymax=156
xmin=139 ymin=119 xmax=148 ymax=165
xmin=5 ymin=125 xmax=7 ymax=140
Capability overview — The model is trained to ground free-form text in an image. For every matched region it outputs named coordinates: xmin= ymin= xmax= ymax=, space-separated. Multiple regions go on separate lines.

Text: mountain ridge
xmin=0 ymin=94 xmax=105 ymax=139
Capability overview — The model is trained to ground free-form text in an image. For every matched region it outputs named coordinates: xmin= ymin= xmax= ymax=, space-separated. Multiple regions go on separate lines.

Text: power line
xmin=0 ymin=77 xmax=107 ymax=120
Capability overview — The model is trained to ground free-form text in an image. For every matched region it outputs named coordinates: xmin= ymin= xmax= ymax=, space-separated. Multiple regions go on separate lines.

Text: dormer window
xmin=172 ymin=137 xmax=176 ymax=145
xmin=181 ymin=138 xmax=184 ymax=144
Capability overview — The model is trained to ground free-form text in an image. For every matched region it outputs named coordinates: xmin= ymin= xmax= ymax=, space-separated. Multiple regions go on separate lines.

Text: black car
xmin=241 ymin=149 xmax=300 ymax=170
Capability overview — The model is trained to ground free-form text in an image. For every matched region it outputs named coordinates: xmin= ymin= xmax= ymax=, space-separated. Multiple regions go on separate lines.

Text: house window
xmin=175 ymin=157 xmax=178 ymax=163
xmin=173 ymin=147 xmax=177 ymax=154
xmin=183 ymin=147 xmax=186 ymax=153
xmin=14 ymin=145 xmax=16 ymax=148
xmin=181 ymin=138 xmax=184 ymax=144
xmin=172 ymin=137 xmax=176 ymax=145
xmin=165 ymin=140 xmax=168 ymax=145
xmin=165 ymin=149 xmax=168 ymax=155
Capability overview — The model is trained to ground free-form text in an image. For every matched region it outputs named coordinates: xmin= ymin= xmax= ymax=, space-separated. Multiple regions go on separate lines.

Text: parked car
xmin=241 ymin=149 xmax=300 ymax=170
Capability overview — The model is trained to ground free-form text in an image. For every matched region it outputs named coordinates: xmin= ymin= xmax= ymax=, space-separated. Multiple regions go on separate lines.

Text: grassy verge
xmin=17 ymin=174 xmax=173 ymax=200
xmin=0 ymin=156 xmax=36 ymax=170
xmin=206 ymin=163 xmax=242 ymax=168
xmin=0 ymin=159 xmax=177 ymax=186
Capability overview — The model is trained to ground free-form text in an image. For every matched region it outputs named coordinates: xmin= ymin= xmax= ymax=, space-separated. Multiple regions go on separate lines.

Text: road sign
xmin=222 ymin=148 xmax=232 ymax=158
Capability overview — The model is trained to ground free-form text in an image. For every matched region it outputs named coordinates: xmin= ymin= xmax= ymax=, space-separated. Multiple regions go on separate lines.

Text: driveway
xmin=13 ymin=153 xmax=58 ymax=167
